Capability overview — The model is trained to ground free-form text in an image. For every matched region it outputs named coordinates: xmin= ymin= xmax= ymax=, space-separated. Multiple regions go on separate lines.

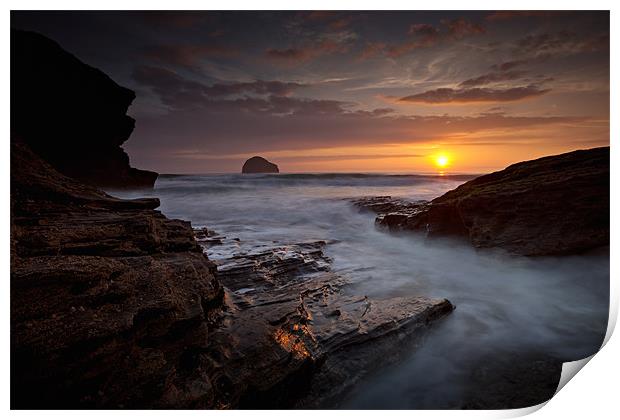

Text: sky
xmin=11 ymin=11 xmax=610 ymax=174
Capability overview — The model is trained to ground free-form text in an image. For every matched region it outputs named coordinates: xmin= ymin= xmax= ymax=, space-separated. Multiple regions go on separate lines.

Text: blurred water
xmin=111 ymin=173 xmax=609 ymax=408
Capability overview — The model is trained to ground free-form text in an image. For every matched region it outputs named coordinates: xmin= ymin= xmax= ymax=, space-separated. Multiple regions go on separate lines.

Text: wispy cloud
xmin=361 ymin=17 xmax=486 ymax=59
xmin=399 ymin=86 xmax=550 ymax=104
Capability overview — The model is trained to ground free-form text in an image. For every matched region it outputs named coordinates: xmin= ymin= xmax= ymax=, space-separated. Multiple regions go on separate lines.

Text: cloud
xmin=361 ymin=17 xmax=485 ymax=58
xmin=129 ymin=64 xmax=589 ymax=159
xmin=442 ymin=17 xmax=486 ymax=38
xmin=490 ymin=59 xmax=529 ymax=71
xmin=265 ymin=39 xmax=351 ymax=64
xmin=135 ymin=11 xmax=213 ymax=28
xmin=132 ymin=65 xmax=310 ymax=111
xmin=367 ymin=108 xmax=394 ymax=116
xmin=265 ymin=47 xmax=309 ymax=61
xmin=485 ymin=11 xmax=569 ymax=21
xmin=302 ymin=11 xmax=337 ymax=21
xmin=516 ymin=31 xmax=609 ymax=57
xmin=398 ymin=86 xmax=550 ymax=104
xmin=205 ymin=80 xmax=305 ymax=97
xmin=296 ymin=11 xmax=357 ymax=30
xmin=264 ymin=12 xmax=359 ymax=65
xmin=132 ymin=66 xmax=209 ymax=108
xmin=359 ymin=42 xmax=388 ymax=60
xmin=329 ymin=16 xmax=355 ymax=30
xmin=458 ymin=70 xmax=527 ymax=87
xmin=142 ymin=44 xmax=238 ymax=68
xmin=408 ymin=23 xmax=440 ymax=37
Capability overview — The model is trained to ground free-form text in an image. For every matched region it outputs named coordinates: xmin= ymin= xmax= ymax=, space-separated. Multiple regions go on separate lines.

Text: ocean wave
xmin=160 ymin=172 xmax=477 ymax=181
xmin=155 ymin=173 xmax=478 ymax=192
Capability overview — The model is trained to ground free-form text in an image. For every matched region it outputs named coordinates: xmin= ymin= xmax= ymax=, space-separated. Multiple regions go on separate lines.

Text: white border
xmin=3 ymin=2 xmax=617 ymax=419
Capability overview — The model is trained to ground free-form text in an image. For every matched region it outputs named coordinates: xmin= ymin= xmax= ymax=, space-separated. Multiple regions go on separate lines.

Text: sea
xmin=111 ymin=173 xmax=609 ymax=409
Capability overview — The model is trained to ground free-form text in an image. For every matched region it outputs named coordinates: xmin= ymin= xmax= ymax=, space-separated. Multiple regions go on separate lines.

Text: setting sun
xmin=434 ymin=154 xmax=450 ymax=169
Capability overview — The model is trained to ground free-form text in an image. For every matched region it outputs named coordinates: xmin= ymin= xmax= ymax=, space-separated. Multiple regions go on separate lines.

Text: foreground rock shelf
xmin=195 ymin=231 xmax=454 ymax=408
xmin=11 ymin=142 xmax=223 ymax=408
xmin=352 ymin=147 xmax=609 ymax=256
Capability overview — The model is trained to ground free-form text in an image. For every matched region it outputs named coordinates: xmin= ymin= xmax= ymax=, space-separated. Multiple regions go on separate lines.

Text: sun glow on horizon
xmin=433 ymin=153 xmax=451 ymax=169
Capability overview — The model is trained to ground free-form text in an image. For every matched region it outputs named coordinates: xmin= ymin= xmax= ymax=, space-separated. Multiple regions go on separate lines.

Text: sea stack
xmin=242 ymin=156 xmax=279 ymax=173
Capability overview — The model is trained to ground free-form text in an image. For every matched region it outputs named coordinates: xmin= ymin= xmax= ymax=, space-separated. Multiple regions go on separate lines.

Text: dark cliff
xmin=10 ymin=29 xmax=157 ymax=189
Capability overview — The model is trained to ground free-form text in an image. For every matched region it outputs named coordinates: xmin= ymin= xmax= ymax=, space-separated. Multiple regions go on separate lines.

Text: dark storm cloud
xmin=399 ymin=86 xmax=550 ymax=104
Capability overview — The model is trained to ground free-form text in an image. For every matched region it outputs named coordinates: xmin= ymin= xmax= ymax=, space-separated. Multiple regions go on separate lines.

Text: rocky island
xmin=242 ymin=156 xmax=279 ymax=173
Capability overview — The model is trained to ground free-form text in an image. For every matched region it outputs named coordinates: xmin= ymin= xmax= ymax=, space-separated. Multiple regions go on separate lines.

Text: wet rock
xmin=199 ymin=235 xmax=454 ymax=408
xmin=242 ymin=156 xmax=279 ymax=173
xmin=352 ymin=196 xmax=432 ymax=232
xmin=10 ymin=29 xmax=157 ymax=189
xmin=11 ymin=142 xmax=222 ymax=408
xmin=195 ymin=227 xmax=225 ymax=247
xmin=352 ymin=147 xmax=609 ymax=256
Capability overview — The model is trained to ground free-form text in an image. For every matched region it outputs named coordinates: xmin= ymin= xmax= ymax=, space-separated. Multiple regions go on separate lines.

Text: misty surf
xmin=113 ymin=173 xmax=609 ymax=408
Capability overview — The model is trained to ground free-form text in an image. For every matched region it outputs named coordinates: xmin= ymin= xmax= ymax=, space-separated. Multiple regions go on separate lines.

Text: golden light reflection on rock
xmin=273 ymin=325 xmax=312 ymax=359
